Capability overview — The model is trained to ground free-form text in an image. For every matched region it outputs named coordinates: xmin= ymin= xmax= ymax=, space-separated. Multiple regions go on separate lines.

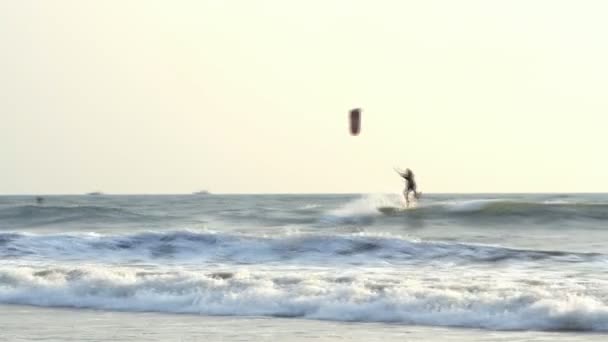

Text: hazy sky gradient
xmin=1 ymin=1 xmax=607 ymax=194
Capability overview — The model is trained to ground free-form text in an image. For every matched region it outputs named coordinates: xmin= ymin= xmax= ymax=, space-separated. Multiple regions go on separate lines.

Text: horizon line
xmin=1 ymin=191 xmax=607 ymax=196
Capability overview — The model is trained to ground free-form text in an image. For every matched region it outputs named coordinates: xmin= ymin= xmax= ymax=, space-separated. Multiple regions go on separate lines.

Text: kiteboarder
xmin=397 ymin=168 xmax=421 ymax=207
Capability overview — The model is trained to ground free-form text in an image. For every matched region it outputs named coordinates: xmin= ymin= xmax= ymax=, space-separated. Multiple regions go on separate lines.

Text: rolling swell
xmin=370 ymin=200 xmax=608 ymax=223
xmin=2 ymin=198 xmax=607 ymax=230
xmin=0 ymin=230 xmax=601 ymax=265
xmin=0 ymin=205 xmax=178 ymax=228
xmin=446 ymin=200 xmax=608 ymax=221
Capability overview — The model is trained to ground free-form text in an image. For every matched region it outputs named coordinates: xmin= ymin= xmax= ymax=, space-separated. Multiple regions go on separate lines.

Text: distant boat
xmin=192 ymin=190 xmax=210 ymax=195
xmin=86 ymin=191 xmax=103 ymax=196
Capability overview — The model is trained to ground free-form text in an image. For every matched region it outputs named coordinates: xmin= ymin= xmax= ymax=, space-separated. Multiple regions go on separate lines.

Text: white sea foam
xmin=442 ymin=199 xmax=503 ymax=212
xmin=320 ymin=194 xmax=402 ymax=224
xmin=1 ymin=264 xmax=608 ymax=331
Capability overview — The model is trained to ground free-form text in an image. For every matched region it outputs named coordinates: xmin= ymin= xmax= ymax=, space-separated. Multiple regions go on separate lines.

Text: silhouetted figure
xmin=397 ymin=168 xmax=421 ymax=207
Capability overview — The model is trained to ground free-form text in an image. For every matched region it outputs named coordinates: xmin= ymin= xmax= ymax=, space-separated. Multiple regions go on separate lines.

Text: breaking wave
xmin=0 ymin=230 xmax=600 ymax=265
xmin=325 ymin=196 xmax=608 ymax=223
xmin=1 ymin=264 xmax=607 ymax=331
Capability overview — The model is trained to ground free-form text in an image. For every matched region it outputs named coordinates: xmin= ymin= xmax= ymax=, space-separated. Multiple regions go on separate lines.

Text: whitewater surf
xmin=2 ymin=193 xmax=608 ymax=333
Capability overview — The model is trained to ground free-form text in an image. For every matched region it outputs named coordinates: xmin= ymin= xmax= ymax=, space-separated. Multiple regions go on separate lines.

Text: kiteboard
xmin=377 ymin=206 xmax=408 ymax=215
xmin=377 ymin=194 xmax=422 ymax=214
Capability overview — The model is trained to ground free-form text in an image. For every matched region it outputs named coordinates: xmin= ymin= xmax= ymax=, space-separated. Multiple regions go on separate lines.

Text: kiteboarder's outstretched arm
xmin=394 ymin=169 xmax=408 ymax=180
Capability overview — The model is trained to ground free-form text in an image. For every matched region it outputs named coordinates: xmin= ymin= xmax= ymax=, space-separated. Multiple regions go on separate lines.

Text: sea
xmin=1 ymin=193 xmax=608 ymax=341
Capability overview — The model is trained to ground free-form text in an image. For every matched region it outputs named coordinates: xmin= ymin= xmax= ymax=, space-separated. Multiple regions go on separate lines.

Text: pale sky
xmin=1 ymin=0 xmax=607 ymax=194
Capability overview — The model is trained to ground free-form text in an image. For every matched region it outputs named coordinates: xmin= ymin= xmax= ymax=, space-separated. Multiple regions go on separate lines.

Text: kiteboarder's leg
xmin=411 ymin=184 xmax=419 ymax=200
xmin=403 ymin=188 xmax=410 ymax=208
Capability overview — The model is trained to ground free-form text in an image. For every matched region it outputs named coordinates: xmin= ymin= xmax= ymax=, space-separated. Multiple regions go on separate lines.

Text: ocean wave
xmin=3 ymin=196 xmax=607 ymax=230
xmin=0 ymin=205 xmax=177 ymax=228
xmin=1 ymin=265 xmax=608 ymax=331
xmin=441 ymin=200 xmax=608 ymax=221
xmin=321 ymin=196 xmax=608 ymax=225
xmin=0 ymin=230 xmax=600 ymax=265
